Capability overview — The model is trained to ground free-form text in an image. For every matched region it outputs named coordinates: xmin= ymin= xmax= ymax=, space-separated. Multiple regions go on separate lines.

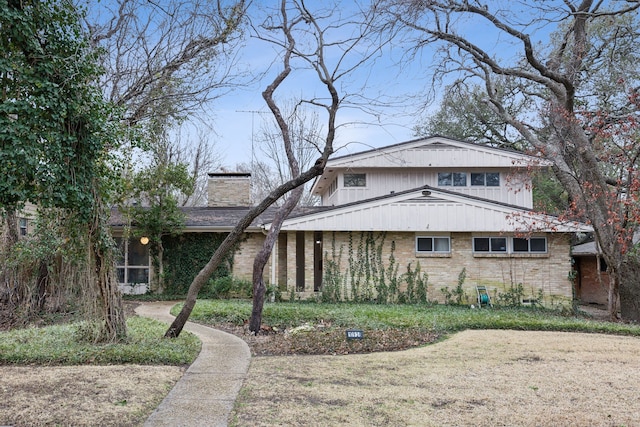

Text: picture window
xmin=438 ymin=172 xmax=466 ymax=187
xmin=344 ymin=173 xmax=366 ymax=187
xmin=115 ymin=237 xmax=150 ymax=285
xmin=471 ymin=172 xmax=500 ymax=187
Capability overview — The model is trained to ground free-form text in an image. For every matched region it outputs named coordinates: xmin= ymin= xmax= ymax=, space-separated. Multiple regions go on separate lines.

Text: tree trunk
xmin=608 ymin=276 xmax=619 ymax=321
xmin=90 ymin=214 xmax=127 ymax=342
xmin=4 ymin=209 xmax=19 ymax=246
xmin=249 ymin=188 xmax=302 ymax=334
xmin=35 ymin=259 xmax=49 ymax=312
xmin=1 ymin=209 xmax=20 ymax=306
xmin=164 ymin=163 xmax=328 ymax=338
xmin=618 ymin=258 xmax=640 ymax=322
xmin=249 ymin=276 xmax=267 ymax=333
xmin=164 ymin=219 xmax=258 ymax=338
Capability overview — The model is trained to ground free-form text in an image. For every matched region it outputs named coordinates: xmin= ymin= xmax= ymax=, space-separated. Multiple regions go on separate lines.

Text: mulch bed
xmin=213 ymin=323 xmax=440 ymax=356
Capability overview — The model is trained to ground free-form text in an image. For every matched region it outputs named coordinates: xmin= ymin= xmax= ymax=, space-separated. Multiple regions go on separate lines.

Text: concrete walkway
xmin=135 ymin=301 xmax=251 ymax=427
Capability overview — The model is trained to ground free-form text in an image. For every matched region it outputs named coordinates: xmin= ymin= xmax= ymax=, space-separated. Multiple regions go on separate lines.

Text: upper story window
xmin=19 ymin=218 xmax=28 ymax=236
xmin=416 ymin=236 xmax=451 ymax=253
xmin=344 ymin=173 xmax=366 ymax=187
xmin=438 ymin=172 xmax=467 ymax=187
xmin=471 ymin=172 xmax=500 ymax=187
xmin=328 ymin=177 xmax=338 ymax=196
xmin=439 ymin=172 xmax=500 ymax=187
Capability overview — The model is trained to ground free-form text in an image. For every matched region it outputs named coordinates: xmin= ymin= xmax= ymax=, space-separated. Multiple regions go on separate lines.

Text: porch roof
xmin=109 ymin=206 xmax=276 ymax=232
xmin=109 ymin=205 xmax=325 ymax=232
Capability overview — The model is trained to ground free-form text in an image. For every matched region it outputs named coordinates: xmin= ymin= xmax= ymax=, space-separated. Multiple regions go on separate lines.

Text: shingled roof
xmin=109 ymin=205 xmax=327 ymax=231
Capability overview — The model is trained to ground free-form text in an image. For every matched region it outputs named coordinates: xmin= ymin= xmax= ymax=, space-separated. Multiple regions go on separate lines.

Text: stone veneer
xmin=271 ymin=230 xmax=573 ymax=305
xmin=207 ymin=173 xmax=251 ymax=207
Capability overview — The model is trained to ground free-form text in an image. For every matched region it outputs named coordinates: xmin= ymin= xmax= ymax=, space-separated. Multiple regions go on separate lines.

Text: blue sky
xmin=196 ymin=2 xmax=436 ymax=169
xmin=89 ymin=0 xmax=559 ymax=170
xmin=200 ymin=0 xmax=555 ymax=169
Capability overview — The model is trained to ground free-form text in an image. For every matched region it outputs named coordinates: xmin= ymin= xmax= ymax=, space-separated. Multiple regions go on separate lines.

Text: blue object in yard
xmin=476 ymin=286 xmax=492 ymax=308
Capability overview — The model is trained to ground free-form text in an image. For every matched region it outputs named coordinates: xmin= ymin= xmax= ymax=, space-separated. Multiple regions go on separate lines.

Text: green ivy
xmin=324 ymin=231 xmax=430 ymax=304
xmin=162 ymin=233 xmax=235 ymax=294
xmin=321 ymin=232 xmax=344 ymax=303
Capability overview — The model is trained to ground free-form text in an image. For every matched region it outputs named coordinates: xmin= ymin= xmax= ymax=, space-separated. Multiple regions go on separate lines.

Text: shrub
xmin=206 ymin=276 xmax=252 ymax=299
xmin=162 ymin=233 xmax=235 ymax=294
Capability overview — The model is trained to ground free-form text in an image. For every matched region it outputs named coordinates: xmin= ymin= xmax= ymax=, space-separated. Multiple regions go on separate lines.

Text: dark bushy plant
xmin=162 ymin=233 xmax=234 ymax=294
xmin=206 ymin=276 xmax=252 ymax=299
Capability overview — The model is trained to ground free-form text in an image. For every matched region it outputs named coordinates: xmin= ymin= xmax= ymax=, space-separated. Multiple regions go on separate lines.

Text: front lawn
xmin=0 ymin=316 xmax=200 ymax=365
xmin=182 ymin=299 xmax=640 ymax=337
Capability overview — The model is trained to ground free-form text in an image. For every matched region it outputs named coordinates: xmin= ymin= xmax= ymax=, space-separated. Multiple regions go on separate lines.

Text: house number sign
xmin=346 ymin=329 xmax=364 ymax=340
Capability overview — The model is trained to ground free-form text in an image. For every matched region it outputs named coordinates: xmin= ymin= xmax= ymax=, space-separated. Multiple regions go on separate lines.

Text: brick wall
xmin=232 ymin=232 xmax=271 ymax=282
xmin=207 ymin=173 xmax=251 ymax=207
xmin=575 ymin=257 xmax=609 ymax=305
xmin=277 ymin=230 xmax=574 ymax=306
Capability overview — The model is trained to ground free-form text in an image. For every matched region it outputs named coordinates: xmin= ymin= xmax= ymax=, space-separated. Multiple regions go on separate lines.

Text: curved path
xmin=135 ymin=301 xmax=251 ymax=427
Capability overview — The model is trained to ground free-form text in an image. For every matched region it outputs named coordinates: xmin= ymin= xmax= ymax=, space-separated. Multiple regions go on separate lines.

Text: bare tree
xmin=171 ymin=128 xmax=224 ymax=207
xmin=240 ymin=104 xmax=323 ymax=207
xmin=384 ymin=0 xmax=640 ymax=319
xmin=165 ymin=0 xmax=388 ymax=338
xmin=83 ymin=0 xmax=247 ymax=126
xmin=83 ymin=0 xmax=245 ymax=207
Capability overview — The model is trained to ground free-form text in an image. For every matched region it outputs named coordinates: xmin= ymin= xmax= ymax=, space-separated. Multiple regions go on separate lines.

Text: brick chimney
xmin=207 ymin=173 xmax=251 ymax=207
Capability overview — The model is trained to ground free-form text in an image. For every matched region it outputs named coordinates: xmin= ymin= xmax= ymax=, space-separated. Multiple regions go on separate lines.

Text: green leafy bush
xmin=205 ymin=276 xmax=252 ymax=299
xmin=162 ymin=233 xmax=235 ymax=294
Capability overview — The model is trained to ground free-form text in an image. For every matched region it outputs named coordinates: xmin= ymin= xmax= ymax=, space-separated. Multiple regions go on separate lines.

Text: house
xmin=571 ymin=240 xmax=610 ymax=306
xmin=113 ymin=136 xmax=590 ymax=305
xmin=570 ymin=232 xmax=639 ymax=308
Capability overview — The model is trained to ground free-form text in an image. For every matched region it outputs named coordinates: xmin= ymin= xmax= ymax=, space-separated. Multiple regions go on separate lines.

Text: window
xmin=344 ymin=173 xmax=366 ymax=187
xmin=471 ymin=172 xmax=500 ymax=187
xmin=115 ymin=237 xmax=150 ymax=287
xmin=474 ymin=236 xmax=548 ymax=254
xmin=438 ymin=172 xmax=466 ymax=187
xmin=19 ymin=218 xmax=28 ymax=236
xmin=328 ymin=178 xmax=338 ymax=195
xmin=512 ymin=237 xmax=547 ymax=253
xmin=416 ymin=236 xmax=451 ymax=253
xmin=453 ymin=172 xmax=467 ymax=186
xmin=473 ymin=237 xmax=507 ymax=253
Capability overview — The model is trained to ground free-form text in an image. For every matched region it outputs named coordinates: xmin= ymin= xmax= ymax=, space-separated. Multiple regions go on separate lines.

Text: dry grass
xmin=0 ymin=302 xmax=186 ymax=427
xmin=0 ymin=364 xmax=184 ymax=427
xmin=2 ymin=300 xmax=638 ymax=427
xmin=232 ymin=330 xmax=640 ymax=427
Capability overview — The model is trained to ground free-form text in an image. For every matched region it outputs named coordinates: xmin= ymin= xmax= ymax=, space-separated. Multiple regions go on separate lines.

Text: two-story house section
xmin=312 ymin=137 xmax=536 ymax=208
xmin=267 ymin=136 xmax=590 ymax=304
xmin=111 ymin=136 xmax=589 ymax=306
